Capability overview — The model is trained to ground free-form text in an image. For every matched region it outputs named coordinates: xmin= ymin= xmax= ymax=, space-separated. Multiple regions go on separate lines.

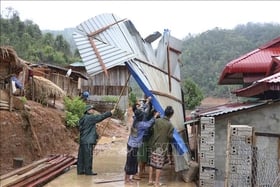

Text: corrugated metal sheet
xmin=233 ymin=72 xmax=280 ymax=97
xmin=74 ymin=13 xmax=184 ymax=130
xmin=73 ymin=13 xmax=159 ymax=77
xmin=219 ymin=36 xmax=280 ymax=85
xmin=125 ymin=30 xmax=184 ymax=130
xmin=258 ymin=72 xmax=280 ymax=83
xmin=126 ymin=58 xmax=184 ymax=130
xmin=69 ymin=62 xmax=85 ymax=67
xmin=198 ymin=101 xmax=266 ymax=117
xmin=233 ymin=56 xmax=280 ymax=97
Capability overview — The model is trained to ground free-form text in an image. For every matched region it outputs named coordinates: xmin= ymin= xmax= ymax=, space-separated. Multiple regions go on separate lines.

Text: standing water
xmin=45 ymin=137 xmax=197 ymax=187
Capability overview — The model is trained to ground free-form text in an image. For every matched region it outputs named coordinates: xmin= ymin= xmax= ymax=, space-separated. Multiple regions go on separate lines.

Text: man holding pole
xmin=77 ymin=105 xmax=115 ymax=175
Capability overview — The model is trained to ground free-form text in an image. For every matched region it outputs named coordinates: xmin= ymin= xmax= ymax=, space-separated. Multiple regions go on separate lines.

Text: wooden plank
xmin=0 ymin=157 xmax=50 ymax=180
xmin=1 ymin=162 xmax=52 ymax=187
xmin=1 ymin=155 xmax=63 ymax=187
xmin=94 ymin=178 xmax=124 ymax=184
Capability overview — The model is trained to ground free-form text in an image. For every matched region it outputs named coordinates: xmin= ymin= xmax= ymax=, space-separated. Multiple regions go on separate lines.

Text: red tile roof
xmin=233 ymin=70 xmax=280 ymax=97
xmin=219 ymin=36 xmax=280 ymax=85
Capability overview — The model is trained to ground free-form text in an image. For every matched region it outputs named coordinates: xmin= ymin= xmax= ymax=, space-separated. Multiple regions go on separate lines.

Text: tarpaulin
xmin=125 ymin=61 xmax=164 ymax=115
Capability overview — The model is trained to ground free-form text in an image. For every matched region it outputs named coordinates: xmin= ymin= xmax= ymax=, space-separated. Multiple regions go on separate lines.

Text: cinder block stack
xmin=199 ymin=117 xmax=216 ymax=187
xmin=227 ymin=125 xmax=253 ymax=187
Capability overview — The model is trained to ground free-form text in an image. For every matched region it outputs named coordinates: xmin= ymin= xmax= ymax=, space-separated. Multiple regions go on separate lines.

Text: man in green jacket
xmin=148 ymin=106 xmax=174 ymax=186
xmin=77 ymin=105 xmax=115 ymax=175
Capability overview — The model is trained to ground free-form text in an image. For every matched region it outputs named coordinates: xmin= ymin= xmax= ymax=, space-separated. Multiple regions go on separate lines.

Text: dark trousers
xmin=77 ymin=144 xmax=94 ymax=174
xmin=124 ymin=144 xmax=138 ymax=175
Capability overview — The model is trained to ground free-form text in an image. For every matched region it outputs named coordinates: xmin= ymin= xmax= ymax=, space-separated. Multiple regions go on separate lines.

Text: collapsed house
xmin=73 ymin=13 xmax=194 ymax=181
xmin=186 ymin=37 xmax=280 ymax=186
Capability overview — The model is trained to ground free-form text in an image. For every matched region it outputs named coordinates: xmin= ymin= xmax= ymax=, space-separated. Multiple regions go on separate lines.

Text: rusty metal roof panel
xmin=73 ymin=14 xmax=141 ymax=76
xmin=198 ymin=101 xmax=267 ymax=117
xmin=73 ymin=13 xmax=181 ymax=78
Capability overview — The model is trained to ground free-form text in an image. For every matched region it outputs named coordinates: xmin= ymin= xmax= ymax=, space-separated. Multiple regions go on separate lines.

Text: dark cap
xmin=134 ymin=109 xmax=144 ymax=121
xmin=84 ymin=105 xmax=96 ymax=113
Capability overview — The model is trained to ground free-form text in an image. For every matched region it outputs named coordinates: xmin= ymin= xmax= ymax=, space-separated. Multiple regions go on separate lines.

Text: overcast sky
xmin=1 ymin=1 xmax=280 ymax=39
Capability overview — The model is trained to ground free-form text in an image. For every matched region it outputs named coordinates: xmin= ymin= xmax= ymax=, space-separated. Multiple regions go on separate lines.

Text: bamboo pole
xmin=99 ymin=74 xmax=131 ymax=138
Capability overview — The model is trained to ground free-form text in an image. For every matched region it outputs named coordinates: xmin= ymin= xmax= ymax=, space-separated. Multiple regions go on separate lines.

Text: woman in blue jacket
xmin=124 ymin=107 xmax=159 ymax=184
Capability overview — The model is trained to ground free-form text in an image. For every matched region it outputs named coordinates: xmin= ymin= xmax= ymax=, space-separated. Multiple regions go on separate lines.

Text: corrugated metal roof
xmin=219 ymin=36 xmax=280 ymax=85
xmin=232 ymin=55 xmax=280 ymax=97
xmin=258 ymin=71 xmax=280 ymax=83
xmin=69 ymin=62 xmax=85 ymax=67
xmin=73 ymin=13 xmax=159 ymax=77
xmin=124 ymin=30 xmax=184 ymax=130
xmin=198 ymin=101 xmax=267 ymax=117
xmin=233 ymin=72 xmax=280 ymax=97
xmin=73 ymin=13 xmax=185 ymax=130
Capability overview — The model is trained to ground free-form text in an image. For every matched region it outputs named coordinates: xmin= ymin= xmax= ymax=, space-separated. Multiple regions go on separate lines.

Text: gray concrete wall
xmin=212 ymin=102 xmax=280 ymax=181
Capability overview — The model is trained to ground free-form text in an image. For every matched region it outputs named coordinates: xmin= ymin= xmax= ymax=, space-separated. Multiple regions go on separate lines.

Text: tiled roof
xmin=219 ymin=36 xmax=280 ymax=85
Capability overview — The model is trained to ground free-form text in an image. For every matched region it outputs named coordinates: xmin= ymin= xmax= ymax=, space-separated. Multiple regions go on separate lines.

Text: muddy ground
xmin=0 ymin=97 xmax=228 ymax=176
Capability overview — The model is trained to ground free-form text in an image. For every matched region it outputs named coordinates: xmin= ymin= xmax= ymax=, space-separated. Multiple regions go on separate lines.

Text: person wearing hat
xmin=124 ymin=106 xmax=160 ymax=184
xmin=77 ymin=105 xmax=115 ymax=175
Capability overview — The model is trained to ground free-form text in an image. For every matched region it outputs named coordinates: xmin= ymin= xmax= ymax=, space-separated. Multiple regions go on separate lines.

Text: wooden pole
xmin=114 ymin=74 xmax=131 ymax=110
xmin=99 ymin=74 xmax=131 ymax=137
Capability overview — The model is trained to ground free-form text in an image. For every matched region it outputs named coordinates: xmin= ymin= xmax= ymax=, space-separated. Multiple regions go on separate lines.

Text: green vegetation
xmin=20 ymin=96 xmax=27 ymax=105
xmin=64 ymin=96 xmax=86 ymax=128
xmin=181 ymin=23 xmax=280 ymax=97
xmin=1 ymin=7 xmax=280 ymax=109
xmin=0 ymin=7 xmax=80 ymax=65
xmin=182 ymin=78 xmax=204 ymax=110
xmin=101 ymin=96 xmax=118 ymax=103
xmin=128 ymin=90 xmax=137 ymax=106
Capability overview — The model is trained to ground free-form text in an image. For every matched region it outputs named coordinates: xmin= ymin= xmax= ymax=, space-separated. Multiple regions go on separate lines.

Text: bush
xmin=101 ymin=95 xmax=118 ymax=102
xmin=129 ymin=92 xmax=137 ymax=107
xmin=64 ymin=96 xmax=86 ymax=128
xmin=65 ymin=111 xmax=80 ymax=127
xmin=20 ymin=96 xmax=27 ymax=104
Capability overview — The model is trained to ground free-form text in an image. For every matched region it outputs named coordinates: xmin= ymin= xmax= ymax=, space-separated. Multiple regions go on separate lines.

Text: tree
xmin=182 ymin=78 xmax=203 ymax=110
